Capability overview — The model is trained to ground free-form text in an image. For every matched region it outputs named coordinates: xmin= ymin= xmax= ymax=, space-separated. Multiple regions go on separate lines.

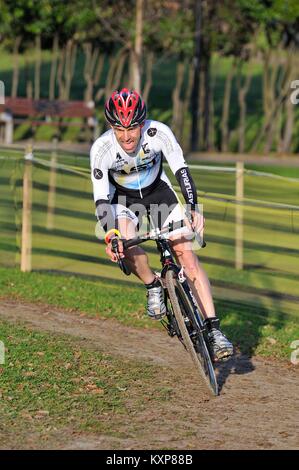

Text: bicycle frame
xmin=118 ymin=220 xmax=207 ymax=332
xmin=155 ymin=236 xmax=206 ymax=333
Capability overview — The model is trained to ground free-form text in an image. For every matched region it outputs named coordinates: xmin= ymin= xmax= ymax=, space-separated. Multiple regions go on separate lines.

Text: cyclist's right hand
xmin=106 ymin=237 xmax=125 ymax=262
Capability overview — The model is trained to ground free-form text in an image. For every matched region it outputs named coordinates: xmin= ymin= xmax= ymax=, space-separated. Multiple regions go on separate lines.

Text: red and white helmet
xmin=105 ymin=88 xmax=146 ymax=128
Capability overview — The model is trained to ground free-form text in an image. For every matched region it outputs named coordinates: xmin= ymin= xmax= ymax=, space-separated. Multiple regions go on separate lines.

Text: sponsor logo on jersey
xmin=147 ymin=127 xmax=157 ymax=137
xmin=114 ymin=153 xmax=127 ymax=170
xmin=141 ymin=143 xmax=150 ymax=154
xmin=180 ymin=168 xmax=194 ymax=205
xmin=93 ymin=168 xmax=103 ymax=179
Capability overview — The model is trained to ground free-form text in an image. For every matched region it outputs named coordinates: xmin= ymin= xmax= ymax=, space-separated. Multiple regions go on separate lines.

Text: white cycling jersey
xmin=90 ymin=120 xmax=187 ymax=203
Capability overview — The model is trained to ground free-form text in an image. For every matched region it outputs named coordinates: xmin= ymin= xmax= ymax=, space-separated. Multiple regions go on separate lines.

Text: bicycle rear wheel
xmin=165 ymin=269 xmax=218 ymax=397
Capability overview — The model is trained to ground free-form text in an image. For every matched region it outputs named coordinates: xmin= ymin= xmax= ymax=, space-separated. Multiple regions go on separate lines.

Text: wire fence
xmin=1 ymin=146 xmax=299 ymax=317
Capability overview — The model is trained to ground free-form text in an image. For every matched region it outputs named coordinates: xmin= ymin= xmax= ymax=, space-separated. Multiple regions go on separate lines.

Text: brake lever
xmin=186 ymin=212 xmax=206 ymax=248
xmin=111 ymin=237 xmax=131 ymax=276
xmin=111 ymin=237 xmax=119 ymax=255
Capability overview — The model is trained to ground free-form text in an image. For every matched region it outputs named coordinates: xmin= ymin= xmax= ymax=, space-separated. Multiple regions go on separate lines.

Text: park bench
xmin=0 ymin=97 xmax=98 ymax=144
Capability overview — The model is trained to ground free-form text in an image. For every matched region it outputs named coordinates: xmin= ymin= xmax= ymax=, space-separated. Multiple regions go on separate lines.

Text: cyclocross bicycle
xmin=111 ymin=219 xmax=218 ymax=397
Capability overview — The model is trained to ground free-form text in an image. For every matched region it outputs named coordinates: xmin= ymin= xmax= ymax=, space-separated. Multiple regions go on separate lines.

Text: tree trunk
xmin=131 ymin=0 xmax=143 ymax=92
xmin=24 ymin=55 xmax=33 ymax=99
xmin=64 ymin=39 xmax=77 ymax=100
xmin=264 ymin=50 xmax=281 ymax=152
xmin=105 ymin=47 xmax=128 ymax=100
xmin=281 ymin=92 xmax=294 ymax=154
xmin=251 ymin=49 xmax=293 ymax=153
xmin=83 ymin=44 xmax=101 ymax=103
xmin=220 ymin=59 xmax=236 ymax=152
xmin=11 ymin=36 xmax=22 ymax=98
xmin=49 ymin=33 xmax=59 ymax=100
xmin=105 ymin=54 xmax=118 ymax=99
xmin=93 ymin=53 xmax=105 ymax=102
xmin=208 ymin=56 xmax=220 ymax=152
xmin=114 ymin=51 xmax=127 ymax=91
xmin=172 ymin=59 xmax=186 ymax=138
xmin=182 ymin=64 xmax=195 ymax=150
xmin=142 ymin=50 xmax=154 ymax=103
xmin=281 ymin=52 xmax=296 ymax=153
xmin=57 ymin=45 xmax=66 ymax=100
xmin=94 ymin=53 xmax=104 ymax=85
xmin=34 ymin=34 xmax=42 ymax=100
xmin=190 ymin=0 xmax=202 ymax=151
xmin=237 ymin=62 xmax=253 ymax=153
xmin=199 ymin=67 xmax=205 ymax=149
xmin=262 ymin=50 xmax=271 ymax=121
xmin=202 ymin=52 xmax=211 ymax=150
xmin=83 ymin=42 xmax=93 ymax=102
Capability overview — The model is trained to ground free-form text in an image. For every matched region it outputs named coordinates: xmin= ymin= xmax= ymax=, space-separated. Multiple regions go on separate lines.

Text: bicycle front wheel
xmin=165 ymin=269 xmax=218 ymax=397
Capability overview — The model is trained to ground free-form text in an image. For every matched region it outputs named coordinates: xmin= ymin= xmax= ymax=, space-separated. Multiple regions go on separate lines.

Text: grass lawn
xmin=0 ymin=316 xmax=163 ymax=445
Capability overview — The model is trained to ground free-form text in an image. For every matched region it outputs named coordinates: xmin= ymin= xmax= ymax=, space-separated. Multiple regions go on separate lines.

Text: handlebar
xmin=122 ymin=219 xmax=206 ymax=250
xmin=111 ymin=218 xmax=205 ymax=276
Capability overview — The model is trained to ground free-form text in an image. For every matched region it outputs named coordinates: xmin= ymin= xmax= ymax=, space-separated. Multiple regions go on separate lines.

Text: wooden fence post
xmin=235 ymin=161 xmax=244 ymax=270
xmin=46 ymin=137 xmax=58 ymax=230
xmin=20 ymin=143 xmax=33 ymax=272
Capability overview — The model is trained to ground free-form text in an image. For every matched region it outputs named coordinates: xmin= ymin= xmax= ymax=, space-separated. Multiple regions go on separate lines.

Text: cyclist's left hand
xmin=190 ymin=210 xmax=205 ymax=234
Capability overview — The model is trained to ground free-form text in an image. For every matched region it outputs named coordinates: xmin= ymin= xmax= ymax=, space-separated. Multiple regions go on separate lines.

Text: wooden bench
xmin=0 ymin=97 xmax=98 ymax=143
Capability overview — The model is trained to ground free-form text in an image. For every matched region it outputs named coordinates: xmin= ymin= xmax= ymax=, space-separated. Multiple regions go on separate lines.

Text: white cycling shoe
xmin=204 ymin=317 xmax=234 ymax=362
xmin=146 ymin=285 xmax=167 ymax=320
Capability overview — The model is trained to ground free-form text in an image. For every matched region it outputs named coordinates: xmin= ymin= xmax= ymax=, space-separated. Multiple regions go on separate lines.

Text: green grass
xmin=0 ymin=267 xmax=150 ymax=328
xmin=0 ymin=266 xmax=298 ymax=361
xmin=0 ymin=317 xmax=160 ymax=445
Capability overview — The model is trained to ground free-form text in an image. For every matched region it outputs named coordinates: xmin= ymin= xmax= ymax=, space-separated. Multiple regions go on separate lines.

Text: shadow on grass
xmin=33 ymin=268 xmax=143 ymax=290
xmin=213 ymin=279 xmax=288 ymax=392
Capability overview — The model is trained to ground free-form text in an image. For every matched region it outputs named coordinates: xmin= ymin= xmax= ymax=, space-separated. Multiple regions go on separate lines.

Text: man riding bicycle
xmin=90 ymin=88 xmax=233 ymax=362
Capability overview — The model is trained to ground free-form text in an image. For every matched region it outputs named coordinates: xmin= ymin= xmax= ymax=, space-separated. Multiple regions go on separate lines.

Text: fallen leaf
xmin=71 ymin=378 xmax=81 ymax=384
xmin=85 ymin=384 xmax=104 ymax=394
xmin=21 ymin=411 xmax=33 ymax=421
xmin=34 ymin=410 xmax=50 ymax=419
xmin=267 ymin=337 xmax=277 ymax=345
xmin=23 ymin=371 xmax=35 ymax=377
xmin=91 ymin=387 xmax=104 ymax=395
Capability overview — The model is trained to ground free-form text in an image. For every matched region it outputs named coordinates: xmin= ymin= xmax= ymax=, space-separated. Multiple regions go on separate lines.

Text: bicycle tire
xmin=165 ymin=269 xmax=218 ymax=397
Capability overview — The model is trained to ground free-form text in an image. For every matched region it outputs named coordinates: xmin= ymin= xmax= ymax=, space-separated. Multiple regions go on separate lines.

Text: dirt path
xmin=0 ymin=299 xmax=298 ymax=450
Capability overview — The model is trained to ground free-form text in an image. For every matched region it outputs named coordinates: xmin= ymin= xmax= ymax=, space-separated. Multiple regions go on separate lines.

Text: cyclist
xmin=90 ymin=88 xmax=233 ymax=361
